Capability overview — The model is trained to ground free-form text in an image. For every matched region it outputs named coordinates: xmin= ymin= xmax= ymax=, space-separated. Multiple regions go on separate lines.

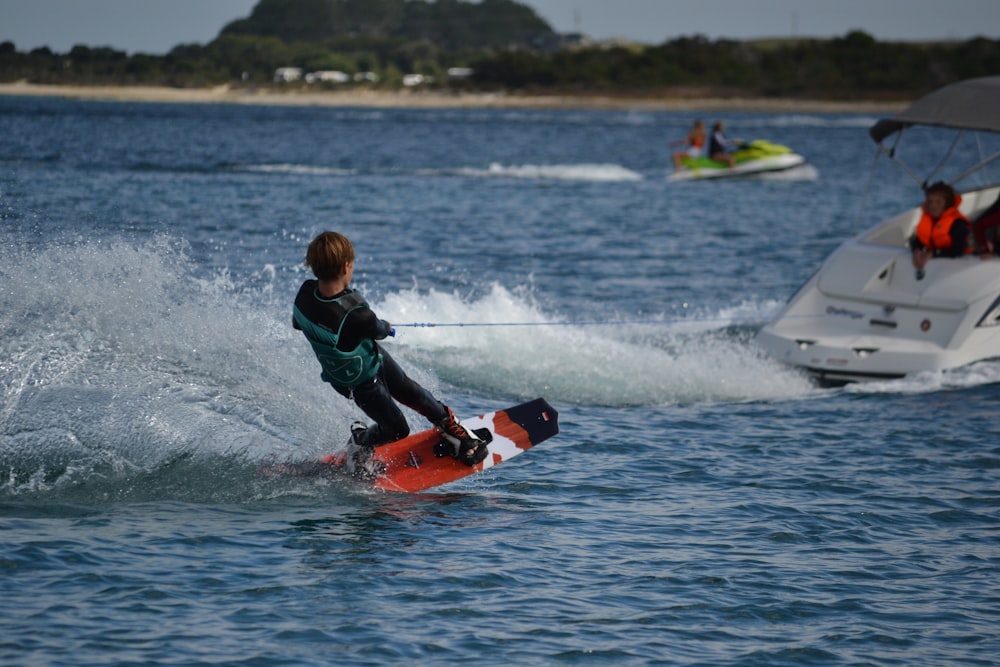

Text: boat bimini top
xmin=868 ymin=76 xmax=1000 ymax=189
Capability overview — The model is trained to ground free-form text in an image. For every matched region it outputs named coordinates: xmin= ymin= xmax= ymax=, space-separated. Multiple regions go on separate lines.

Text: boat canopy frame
xmin=868 ymin=76 xmax=1000 ymax=190
xmin=854 ymin=77 xmax=1000 ymax=232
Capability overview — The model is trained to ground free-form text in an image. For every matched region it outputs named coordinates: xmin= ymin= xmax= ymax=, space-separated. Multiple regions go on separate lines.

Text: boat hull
xmin=755 ymin=185 xmax=1000 ymax=384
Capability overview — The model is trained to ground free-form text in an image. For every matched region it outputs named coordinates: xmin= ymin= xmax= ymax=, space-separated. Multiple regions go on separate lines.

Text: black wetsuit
xmin=293 ymin=280 xmax=448 ymax=447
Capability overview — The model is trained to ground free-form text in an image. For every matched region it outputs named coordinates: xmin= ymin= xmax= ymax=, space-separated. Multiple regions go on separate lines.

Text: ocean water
xmin=1 ymin=96 xmax=998 ymax=667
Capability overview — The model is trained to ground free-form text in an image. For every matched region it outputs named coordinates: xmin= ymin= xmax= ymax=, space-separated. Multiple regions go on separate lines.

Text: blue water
xmin=1 ymin=96 xmax=998 ymax=666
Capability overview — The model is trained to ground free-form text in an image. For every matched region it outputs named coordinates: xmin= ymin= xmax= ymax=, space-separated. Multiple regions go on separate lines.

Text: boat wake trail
xmin=377 ymin=285 xmax=815 ymax=406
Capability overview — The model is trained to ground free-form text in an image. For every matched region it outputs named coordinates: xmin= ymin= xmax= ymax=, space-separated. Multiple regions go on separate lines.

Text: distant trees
xmin=467 ymin=31 xmax=1000 ymax=98
xmin=1 ymin=0 xmax=998 ymax=98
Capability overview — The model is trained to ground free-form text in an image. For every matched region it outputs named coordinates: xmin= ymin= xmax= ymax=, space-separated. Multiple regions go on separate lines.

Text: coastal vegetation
xmin=1 ymin=0 xmax=998 ymax=99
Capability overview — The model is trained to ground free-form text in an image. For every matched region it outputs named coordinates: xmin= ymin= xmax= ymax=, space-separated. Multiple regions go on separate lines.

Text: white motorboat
xmin=755 ymin=77 xmax=1000 ymax=385
xmin=667 ymin=139 xmax=807 ymax=181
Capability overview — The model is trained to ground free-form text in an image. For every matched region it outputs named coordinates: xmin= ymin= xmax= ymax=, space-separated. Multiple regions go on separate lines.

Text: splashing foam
xmin=378 ymin=283 xmax=814 ymax=406
xmin=844 ymin=360 xmax=1000 ymax=394
xmin=0 ymin=236 xmax=342 ymax=497
xmin=459 ymin=163 xmax=643 ymax=182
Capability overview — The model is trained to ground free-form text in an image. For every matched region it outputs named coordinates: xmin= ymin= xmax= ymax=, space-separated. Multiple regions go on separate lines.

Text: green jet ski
xmin=669 ymin=140 xmax=806 ymax=181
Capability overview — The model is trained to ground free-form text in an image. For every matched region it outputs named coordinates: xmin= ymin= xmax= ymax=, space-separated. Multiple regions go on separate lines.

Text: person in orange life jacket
xmin=671 ymin=119 xmax=706 ymax=171
xmin=292 ymin=231 xmax=487 ymax=466
xmin=909 ymin=182 xmax=969 ymax=280
xmin=708 ymin=121 xmax=736 ymax=168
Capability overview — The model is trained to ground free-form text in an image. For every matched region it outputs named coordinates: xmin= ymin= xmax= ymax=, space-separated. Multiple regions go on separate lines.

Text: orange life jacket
xmin=915 ymin=195 xmax=969 ymax=252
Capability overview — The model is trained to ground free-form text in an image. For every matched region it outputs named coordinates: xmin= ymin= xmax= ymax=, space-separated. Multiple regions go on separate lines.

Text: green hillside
xmin=220 ymin=0 xmax=555 ymax=52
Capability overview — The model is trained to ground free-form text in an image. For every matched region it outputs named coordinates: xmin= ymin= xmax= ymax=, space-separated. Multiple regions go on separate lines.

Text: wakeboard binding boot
xmin=435 ymin=407 xmax=491 ymax=466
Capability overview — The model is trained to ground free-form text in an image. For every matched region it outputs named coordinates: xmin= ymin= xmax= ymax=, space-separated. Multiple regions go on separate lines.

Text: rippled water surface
xmin=1 ymin=96 xmax=998 ymax=666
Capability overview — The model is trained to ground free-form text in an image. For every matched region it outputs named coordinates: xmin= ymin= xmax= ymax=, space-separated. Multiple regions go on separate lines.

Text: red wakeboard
xmin=324 ymin=398 xmax=558 ymax=493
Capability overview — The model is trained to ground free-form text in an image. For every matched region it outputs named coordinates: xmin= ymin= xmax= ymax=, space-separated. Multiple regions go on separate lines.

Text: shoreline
xmin=0 ymin=81 xmax=908 ymax=113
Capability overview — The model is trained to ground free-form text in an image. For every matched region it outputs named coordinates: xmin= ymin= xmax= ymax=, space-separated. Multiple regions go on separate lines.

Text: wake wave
xmin=455 ymin=162 xmax=643 ymax=182
xmin=232 ymin=161 xmax=644 ymax=182
xmin=237 ymin=163 xmax=357 ymax=176
xmin=757 ymin=164 xmax=820 ymax=181
xmin=376 ymin=284 xmax=812 ymax=406
xmin=844 ymin=360 xmax=1000 ymax=395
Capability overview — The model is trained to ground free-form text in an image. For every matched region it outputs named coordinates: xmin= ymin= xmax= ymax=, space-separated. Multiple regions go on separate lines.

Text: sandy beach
xmin=0 ymin=81 xmax=908 ymax=113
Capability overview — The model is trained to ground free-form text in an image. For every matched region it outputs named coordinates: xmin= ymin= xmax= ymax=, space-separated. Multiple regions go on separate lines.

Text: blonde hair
xmin=305 ymin=231 xmax=355 ymax=281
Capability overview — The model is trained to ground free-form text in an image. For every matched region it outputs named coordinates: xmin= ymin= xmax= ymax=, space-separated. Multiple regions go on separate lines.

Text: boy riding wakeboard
xmin=292 ymin=231 xmax=488 ymax=471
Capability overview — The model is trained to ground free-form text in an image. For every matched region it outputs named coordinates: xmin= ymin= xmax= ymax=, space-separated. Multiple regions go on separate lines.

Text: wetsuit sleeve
xmin=337 ymin=307 xmax=393 ymax=351
xmin=369 ymin=314 xmax=394 ymax=340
